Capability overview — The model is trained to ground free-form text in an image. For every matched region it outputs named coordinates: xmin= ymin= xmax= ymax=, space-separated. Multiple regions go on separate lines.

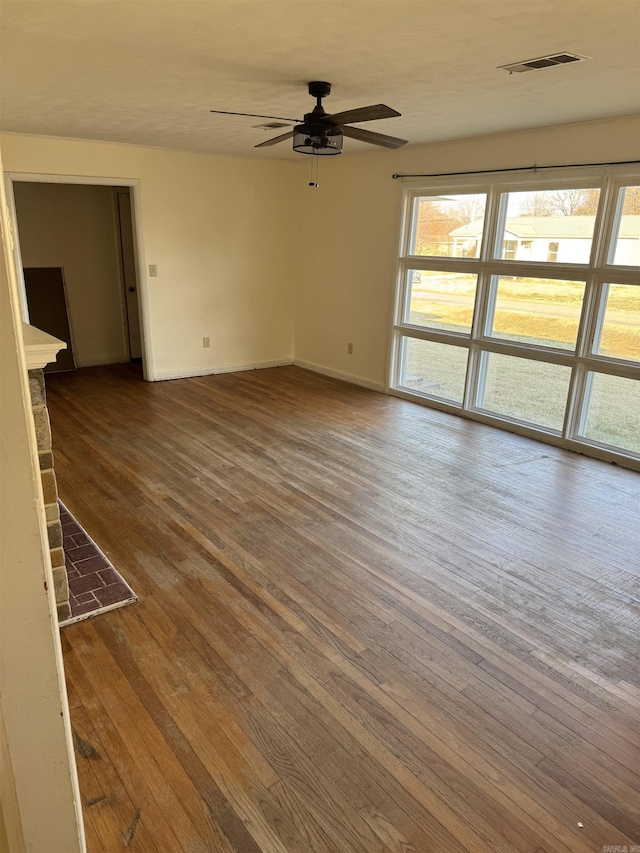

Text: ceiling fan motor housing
xmin=308 ymin=81 xmax=332 ymax=100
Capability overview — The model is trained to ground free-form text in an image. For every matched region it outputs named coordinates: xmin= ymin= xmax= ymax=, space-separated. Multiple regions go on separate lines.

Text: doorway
xmin=6 ymin=174 xmax=152 ymax=379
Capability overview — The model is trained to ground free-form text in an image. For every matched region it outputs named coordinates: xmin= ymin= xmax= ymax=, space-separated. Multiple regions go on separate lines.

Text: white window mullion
xmin=463 ymin=268 xmax=492 ymax=411
xmin=564 ymin=362 xmax=591 ymax=440
xmin=482 ymin=184 xmax=506 ymax=263
xmin=463 ymin=342 xmax=485 ymax=411
xmin=579 ymin=278 xmax=606 ymax=359
xmin=564 ymin=270 xmax=596 ymax=439
xmin=598 ymin=179 xmax=625 ymax=267
xmin=392 ymin=324 xmax=469 ymax=343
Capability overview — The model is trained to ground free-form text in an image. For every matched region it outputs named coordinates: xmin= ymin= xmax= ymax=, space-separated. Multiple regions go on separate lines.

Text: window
xmin=477 ymin=353 xmax=571 ymax=432
xmin=410 ymin=193 xmax=486 ymax=258
xmin=405 ymin=270 xmax=477 ymax=334
xmin=579 ymin=373 xmax=640 ymax=453
xmin=503 ymin=240 xmax=517 ymax=260
xmin=392 ymin=173 xmax=640 ymax=467
xmin=610 ymin=185 xmax=640 ymax=266
xmin=495 ymin=188 xmax=600 ymax=263
xmin=594 ymin=283 xmax=639 ymax=362
xmin=399 ymin=337 xmax=468 ymax=404
xmin=485 ymin=276 xmax=585 ymax=351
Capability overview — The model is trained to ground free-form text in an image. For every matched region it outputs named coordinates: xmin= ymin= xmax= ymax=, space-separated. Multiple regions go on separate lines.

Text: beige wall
xmin=2 ymin=133 xmax=300 ymax=379
xmin=14 ymin=181 xmax=128 ymax=368
xmin=0 ymin=147 xmax=84 ymax=851
xmin=3 ymin=116 xmax=639 ymax=390
xmin=293 ymin=114 xmax=640 ymax=388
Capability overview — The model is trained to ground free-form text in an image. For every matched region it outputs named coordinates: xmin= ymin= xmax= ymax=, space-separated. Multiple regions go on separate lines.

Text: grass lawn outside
xmin=402 ymin=274 xmax=640 ymax=454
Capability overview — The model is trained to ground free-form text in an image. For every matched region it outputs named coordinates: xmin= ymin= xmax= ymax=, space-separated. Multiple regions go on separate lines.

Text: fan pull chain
xmin=309 ymin=153 xmax=319 ymax=188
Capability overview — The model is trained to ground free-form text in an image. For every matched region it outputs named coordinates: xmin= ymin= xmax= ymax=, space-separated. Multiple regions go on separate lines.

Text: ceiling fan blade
xmin=342 ymin=125 xmax=408 ymax=149
xmin=254 ymin=130 xmax=295 ymax=148
xmin=322 ymin=104 xmax=401 ymax=126
xmin=210 ymin=109 xmax=301 ymax=122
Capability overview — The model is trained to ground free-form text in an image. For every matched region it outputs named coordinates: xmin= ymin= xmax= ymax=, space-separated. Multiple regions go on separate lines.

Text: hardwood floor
xmin=47 ymin=363 xmax=640 ymax=853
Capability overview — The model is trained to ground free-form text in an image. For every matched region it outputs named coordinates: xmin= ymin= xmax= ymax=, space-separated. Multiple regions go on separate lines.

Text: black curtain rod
xmin=392 ymin=159 xmax=640 ymax=180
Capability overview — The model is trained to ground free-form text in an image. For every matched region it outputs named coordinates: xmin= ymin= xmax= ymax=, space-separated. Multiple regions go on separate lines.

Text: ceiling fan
xmin=210 ymin=81 xmax=408 ymax=155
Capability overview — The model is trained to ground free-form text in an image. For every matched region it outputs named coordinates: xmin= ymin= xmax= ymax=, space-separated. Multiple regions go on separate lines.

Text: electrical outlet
xmin=347 ymin=342 xmax=353 ymax=354
xmin=203 ymin=336 xmax=210 ymax=348
xmin=149 ymin=264 xmax=158 ymax=277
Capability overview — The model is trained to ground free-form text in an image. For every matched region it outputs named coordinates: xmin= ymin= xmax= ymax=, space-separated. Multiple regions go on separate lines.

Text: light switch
xmin=149 ymin=264 xmax=158 ymax=277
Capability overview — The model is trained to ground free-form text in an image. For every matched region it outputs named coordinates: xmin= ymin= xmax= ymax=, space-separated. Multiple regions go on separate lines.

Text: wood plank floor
xmin=47 ymin=363 xmax=640 ymax=853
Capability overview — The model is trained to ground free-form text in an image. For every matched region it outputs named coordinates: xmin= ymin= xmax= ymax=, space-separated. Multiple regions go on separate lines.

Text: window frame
xmin=389 ymin=166 xmax=640 ymax=471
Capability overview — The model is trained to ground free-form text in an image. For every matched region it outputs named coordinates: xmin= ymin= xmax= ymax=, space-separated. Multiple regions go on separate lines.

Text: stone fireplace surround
xmin=23 ymin=323 xmax=70 ymax=622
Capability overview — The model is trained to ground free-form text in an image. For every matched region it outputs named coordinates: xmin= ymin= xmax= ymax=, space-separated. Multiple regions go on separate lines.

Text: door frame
xmin=113 ymin=187 xmax=142 ymax=361
xmin=4 ymin=172 xmax=155 ymax=380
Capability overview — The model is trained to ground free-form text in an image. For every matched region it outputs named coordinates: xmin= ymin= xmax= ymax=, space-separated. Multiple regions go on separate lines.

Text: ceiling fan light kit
xmin=293 ymin=123 xmax=343 ymax=155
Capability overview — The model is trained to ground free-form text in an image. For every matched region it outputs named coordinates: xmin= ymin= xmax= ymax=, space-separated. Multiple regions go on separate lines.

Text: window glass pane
xmin=411 ymin=194 xmax=486 ymax=257
xmin=581 ymin=373 xmax=640 ymax=454
xmin=400 ymin=337 xmax=468 ymax=403
xmin=595 ymin=284 xmax=640 ymax=362
xmin=611 ymin=186 xmax=640 ymax=265
xmin=477 ymin=352 xmax=571 ymax=431
xmin=496 ymin=188 xmax=600 ymax=263
xmin=486 ymin=276 xmax=585 ymax=350
xmin=405 ymin=271 xmax=477 ymax=334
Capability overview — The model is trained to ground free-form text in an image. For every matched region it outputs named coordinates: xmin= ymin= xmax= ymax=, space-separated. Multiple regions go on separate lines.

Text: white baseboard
xmin=152 ymin=359 xmax=293 ymax=381
xmin=293 ymin=359 xmax=385 ymax=393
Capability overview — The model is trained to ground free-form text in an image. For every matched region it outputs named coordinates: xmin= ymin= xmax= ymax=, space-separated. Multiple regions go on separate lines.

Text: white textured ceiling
xmin=1 ymin=0 xmax=639 ymax=159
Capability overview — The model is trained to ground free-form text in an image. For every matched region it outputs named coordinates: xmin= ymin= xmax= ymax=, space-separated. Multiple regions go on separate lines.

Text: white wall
xmin=0 ymin=146 xmax=84 ymax=852
xmin=2 ymin=134 xmax=300 ymax=380
xmin=293 ymin=114 xmax=640 ymax=388
xmin=13 ymin=181 xmax=129 ymax=368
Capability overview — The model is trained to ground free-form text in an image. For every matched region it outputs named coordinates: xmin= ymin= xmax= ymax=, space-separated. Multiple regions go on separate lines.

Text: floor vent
xmin=499 ymin=53 xmax=589 ymax=74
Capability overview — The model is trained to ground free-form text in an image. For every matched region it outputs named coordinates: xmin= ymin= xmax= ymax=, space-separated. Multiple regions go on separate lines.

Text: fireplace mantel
xmin=22 ymin=322 xmax=66 ymax=370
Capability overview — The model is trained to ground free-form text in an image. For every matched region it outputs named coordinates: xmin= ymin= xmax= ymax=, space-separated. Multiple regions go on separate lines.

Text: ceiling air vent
xmin=499 ymin=52 xmax=589 ymax=73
